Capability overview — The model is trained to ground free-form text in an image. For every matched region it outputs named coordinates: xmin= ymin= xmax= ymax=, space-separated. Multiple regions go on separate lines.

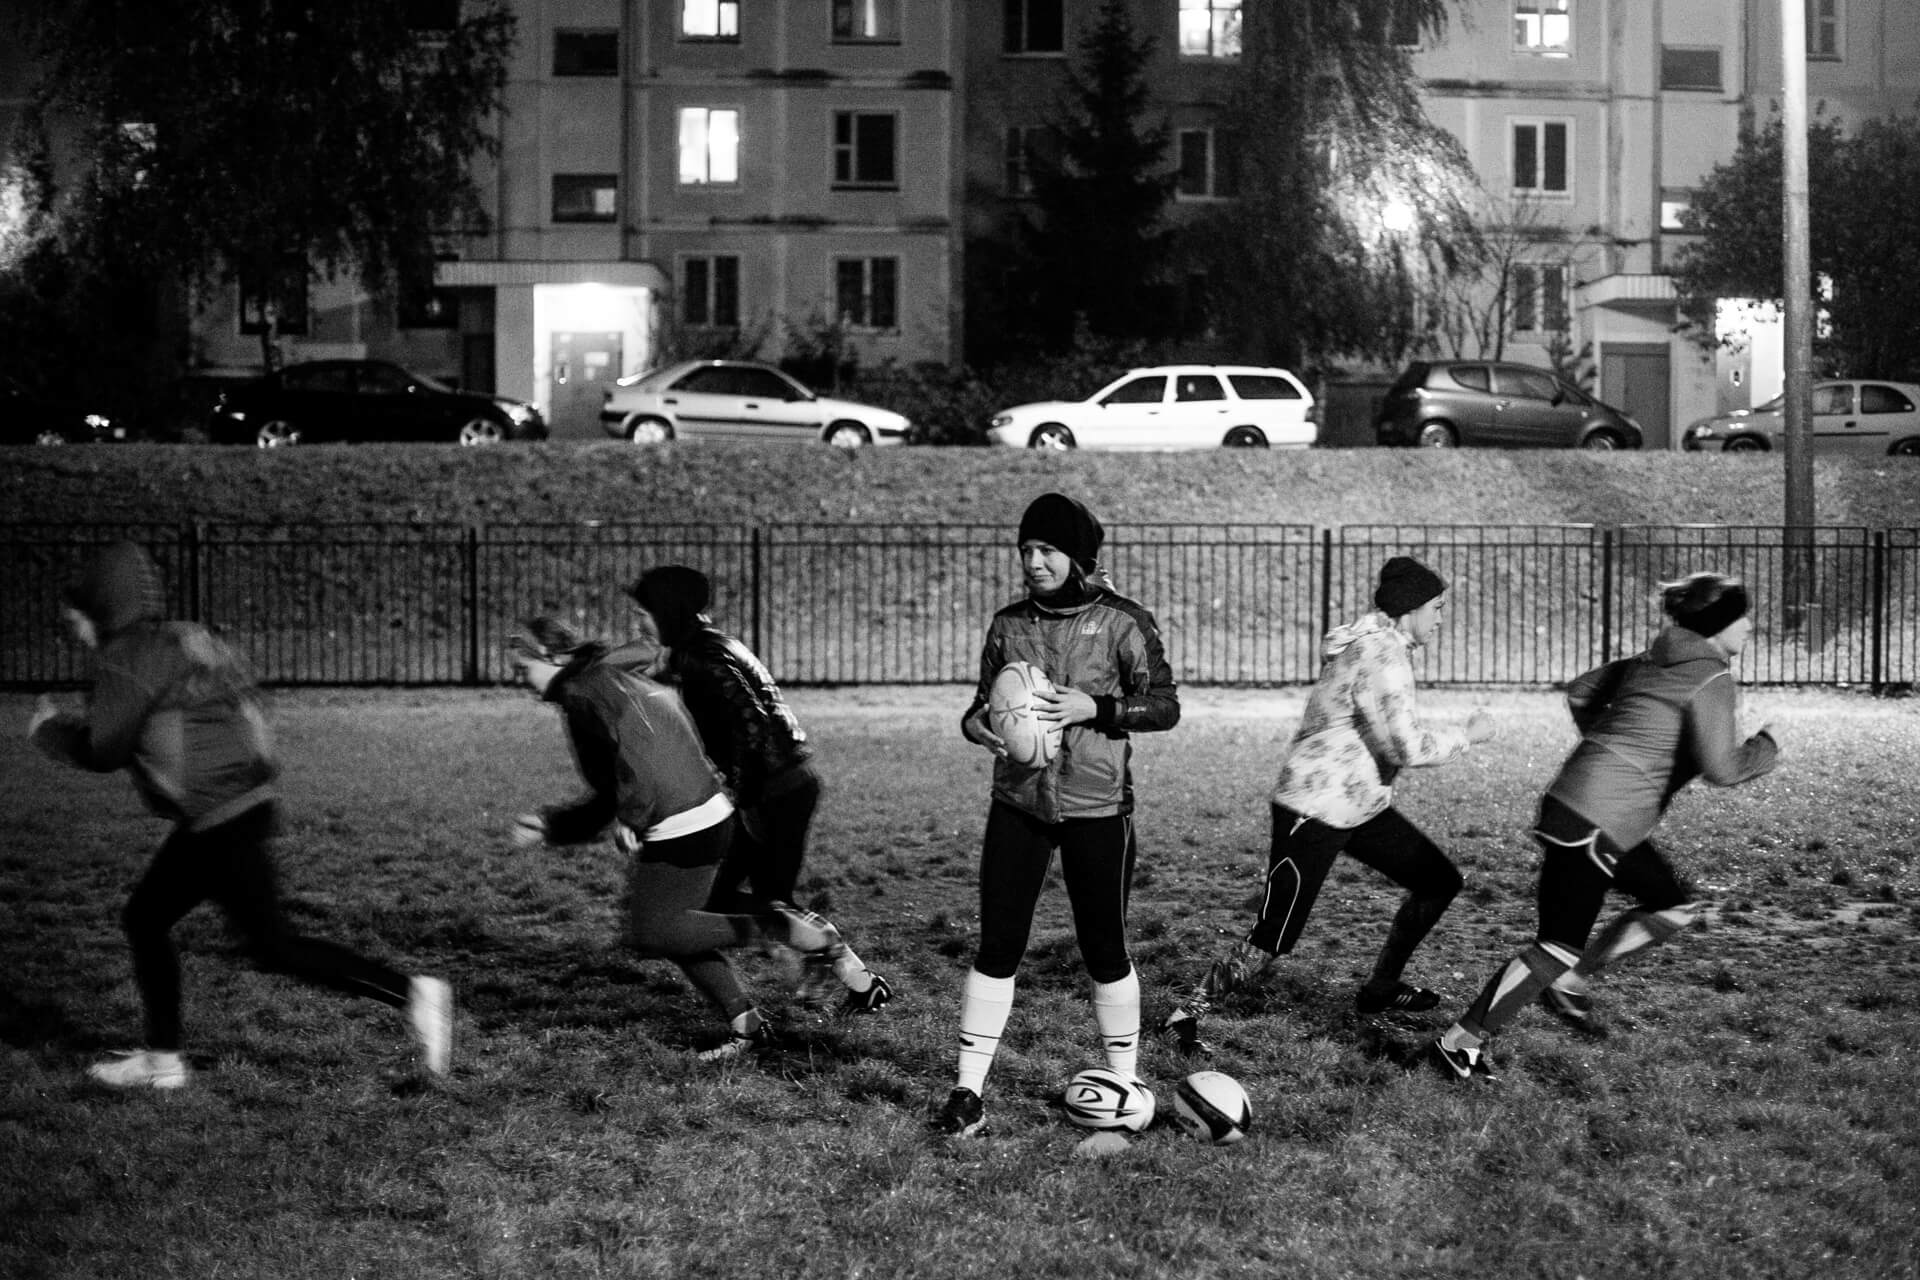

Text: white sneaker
xmin=87 ymin=1049 xmax=190 ymax=1090
xmin=408 ymin=976 xmax=453 ymax=1077
xmin=771 ymin=902 xmax=843 ymax=957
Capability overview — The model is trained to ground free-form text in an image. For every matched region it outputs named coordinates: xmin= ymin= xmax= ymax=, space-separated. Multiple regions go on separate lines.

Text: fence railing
xmin=3 ymin=522 xmax=1914 ymax=689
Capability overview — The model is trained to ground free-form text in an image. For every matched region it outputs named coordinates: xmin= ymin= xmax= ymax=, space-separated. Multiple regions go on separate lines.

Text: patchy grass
xmin=2 ymin=686 xmax=1915 ymax=1280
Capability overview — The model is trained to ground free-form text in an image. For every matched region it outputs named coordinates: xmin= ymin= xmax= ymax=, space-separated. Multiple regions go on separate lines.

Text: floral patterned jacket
xmin=1270 ymin=611 xmax=1469 ymax=829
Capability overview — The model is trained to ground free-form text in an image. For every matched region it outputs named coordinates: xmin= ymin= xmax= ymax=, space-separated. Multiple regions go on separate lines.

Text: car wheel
xmin=1725 ymin=436 xmax=1767 ymax=453
xmin=1416 ymin=422 xmax=1457 ymax=448
xmin=1223 ymin=426 xmax=1268 ymax=448
xmin=627 ymin=417 xmax=673 ymax=445
xmin=1891 ymin=438 xmax=1920 ymax=457
xmin=458 ymin=417 xmax=507 ymax=446
xmin=32 ymin=427 xmax=67 ymax=446
xmin=256 ymin=419 xmax=302 ymax=448
xmin=1030 ymin=423 xmax=1075 ymax=450
xmin=826 ymin=421 xmax=870 ymax=449
xmin=1579 ymin=431 xmax=1622 ymax=451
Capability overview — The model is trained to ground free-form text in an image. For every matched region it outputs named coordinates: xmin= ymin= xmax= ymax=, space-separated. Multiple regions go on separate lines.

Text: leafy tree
xmin=1675 ymin=107 xmax=1920 ymax=381
xmin=1195 ymin=2 xmax=1483 ymax=371
xmin=13 ymin=0 xmax=514 ymax=372
xmin=1023 ymin=0 xmax=1176 ymax=347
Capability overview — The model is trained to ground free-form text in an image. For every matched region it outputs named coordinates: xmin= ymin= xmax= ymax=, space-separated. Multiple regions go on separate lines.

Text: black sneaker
xmin=1160 ymin=1009 xmax=1214 ymax=1059
xmin=932 ymin=1086 xmax=986 ymax=1137
xmin=1539 ymin=986 xmax=1605 ymax=1037
xmin=1430 ymin=1037 xmax=1499 ymax=1083
xmin=1355 ymin=982 xmax=1442 ymax=1015
xmin=840 ymin=972 xmax=895 ymax=1016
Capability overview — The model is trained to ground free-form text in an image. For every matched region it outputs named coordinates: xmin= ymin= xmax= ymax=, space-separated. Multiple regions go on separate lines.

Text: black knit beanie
xmin=1667 ymin=575 xmax=1751 ymax=637
xmin=1374 ymin=556 xmax=1447 ymax=617
xmin=627 ymin=565 xmax=712 ymax=645
xmin=1016 ymin=492 xmax=1104 ymax=573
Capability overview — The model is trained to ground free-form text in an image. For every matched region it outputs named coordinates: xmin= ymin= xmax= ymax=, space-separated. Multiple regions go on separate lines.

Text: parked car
xmin=600 ymin=360 xmax=909 ymax=447
xmin=207 ymin=359 xmax=547 ymax=447
xmin=986 ymin=365 xmax=1316 ymax=451
xmin=1375 ymin=360 xmax=1643 ymax=450
xmin=2 ymin=376 xmax=125 ymax=445
xmin=1681 ymin=380 xmax=1920 ymax=456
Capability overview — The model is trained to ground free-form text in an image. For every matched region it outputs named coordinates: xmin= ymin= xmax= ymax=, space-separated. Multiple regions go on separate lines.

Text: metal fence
xmin=3 ymin=521 xmax=1914 ymax=689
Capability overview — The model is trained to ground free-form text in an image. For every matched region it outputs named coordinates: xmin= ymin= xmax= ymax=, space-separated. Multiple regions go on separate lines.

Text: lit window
xmin=835 ymin=257 xmax=898 ymax=330
xmin=1176 ymin=129 xmax=1238 ymax=199
xmin=1660 ymin=192 xmax=1694 ymax=232
xmin=1511 ymin=120 xmax=1570 ymax=196
xmin=1179 ymin=0 xmax=1242 ymax=59
xmin=679 ymin=109 xmax=741 ymax=185
xmin=833 ymin=0 xmax=900 ymax=42
xmin=833 ymin=112 xmax=897 ymax=189
xmin=1513 ymin=0 xmax=1570 ymax=54
xmin=1004 ymin=0 xmax=1064 ymax=54
xmin=1511 ymin=263 xmax=1571 ymax=334
xmin=682 ymin=0 xmax=739 ymax=40
xmin=554 ymin=29 xmax=619 ymax=76
xmin=1808 ymin=0 xmax=1841 ymax=59
xmin=552 ymin=174 xmax=618 ymax=222
xmin=682 ymin=256 xmax=741 ymax=328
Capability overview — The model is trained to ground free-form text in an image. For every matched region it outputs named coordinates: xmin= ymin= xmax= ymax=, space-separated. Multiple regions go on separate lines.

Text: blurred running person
xmin=1162 ymin=556 xmax=1495 ymax=1058
xmin=1434 ymin=572 xmax=1778 ymax=1081
xmin=28 ymin=540 xmax=452 ymax=1090
xmin=627 ymin=565 xmax=891 ymax=1015
xmin=934 ymin=493 xmax=1181 ymax=1137
xmin=506 ymin=617 xmax=853 ymax=1060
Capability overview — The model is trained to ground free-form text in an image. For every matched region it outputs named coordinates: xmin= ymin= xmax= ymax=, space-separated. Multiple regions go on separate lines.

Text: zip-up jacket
xmin=963 ymin=583 xmax=1180 ymax=823
xmin=33 ymin=542 xmax=277 ymax=831
xmin=1548 ymin=624 xmax=1778 ymax=850
xmin=662 ymin=623 xmax=812 ymax=806
xmin=1272 ymin=611 xmax=1469 ymax=829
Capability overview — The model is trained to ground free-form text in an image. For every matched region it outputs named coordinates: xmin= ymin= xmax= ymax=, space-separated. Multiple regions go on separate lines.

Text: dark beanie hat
xmin=1374 ymin=556 xmax=1446 ymax=617
xmin=1664 ymin=573 xmax=1750 ymax=637
xmin=1017 ymin=492 xmax=1104 ymax=572
xmin=627 ymin=565 xmax=711 ymax=645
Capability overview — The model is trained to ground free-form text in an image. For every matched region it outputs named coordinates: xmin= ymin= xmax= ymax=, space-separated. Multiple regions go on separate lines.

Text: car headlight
xmin=85 ymin=413 xmax=111 ymax=430
xmin=506 ymin=402 xmax=538 ymax=424
xmin=990 ymin=414 xmax=1013 ymax=429
xmin=1685 ymin=422 xmax=1716 ymax=439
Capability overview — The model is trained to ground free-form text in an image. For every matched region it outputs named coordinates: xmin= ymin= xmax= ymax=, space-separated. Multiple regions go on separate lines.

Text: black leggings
xmin=1246 ymin=803 xmax=1462 ymax=957
xmin=706 ymin=768 xmax=820 ymax=911
xmin=123 ymin=803 xmax=410 ymax=1051
xmin=974 ymin=800 xmax=1136 ymax=984
xmin=1533 ymin=795 xmax=1690 ymax=951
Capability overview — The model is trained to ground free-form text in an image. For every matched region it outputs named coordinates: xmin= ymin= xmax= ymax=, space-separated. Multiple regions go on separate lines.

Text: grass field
xmin=2 ymin=685 xmax=1916 ymax=1280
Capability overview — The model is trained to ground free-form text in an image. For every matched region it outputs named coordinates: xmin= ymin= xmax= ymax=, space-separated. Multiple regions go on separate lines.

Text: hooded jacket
xmin=1546 ymin=624 xmax=1778 ymax=850
xmin=964 ymin=577 xmax=1180 ymax=823
xmin=31 ymin=541 xmax=277 ymax=830
xmin=1271 ymin=611 xmax=1469 ymax=829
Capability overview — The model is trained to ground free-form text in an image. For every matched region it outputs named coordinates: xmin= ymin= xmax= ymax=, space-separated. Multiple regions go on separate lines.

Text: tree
xmin=1023 ymin=0 xmax=1176 ymax=347
xmin=1195 ymin=2 xmax=1483 ymax=371
xmin=15 ymin=0 xmax=514 ymax=372
xmin=1425 ymin=194 xmax=1603 ymax=365
xmin=1674 ymin=107 xmax=1920 ymax=382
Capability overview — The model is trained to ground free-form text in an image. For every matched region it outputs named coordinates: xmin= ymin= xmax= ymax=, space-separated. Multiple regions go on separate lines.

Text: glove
xmin=510 ymin=813 xmax=547 ymax=849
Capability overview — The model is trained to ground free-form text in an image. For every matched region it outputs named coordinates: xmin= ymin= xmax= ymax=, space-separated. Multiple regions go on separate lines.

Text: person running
xmin=1162 ymin=555 xmax=1495 ymax=1058
xmin=1433 ymin=571 xmax=1778 ymax=1081
xmin=933 ymin=492 xmax=1181 ymax=1137
xmin=626 ymin=565 xmax=892 ymax=1015
xmin=505 ymin=616 xmax=854 ymax=1060
xmin=27 ymin=540 xmax=453 ymax=1089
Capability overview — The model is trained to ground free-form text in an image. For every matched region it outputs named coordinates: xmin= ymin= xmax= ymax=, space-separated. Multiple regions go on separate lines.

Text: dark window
xmin=1497 ymin=366 xmax=1561 ymax=401
xmin=1661 ymin=46 xmax=1721 ymax=91
xmin=552 ymin=174 xmax=617 ymax=222
xmin=834 ymin=257 xmax=898 ymax=329
xmin=1229 ymin=374 xmax=1302 ymax=401
xmin=1813 ymin=383 xmax=1854 ymax=414
xmin=1808 ymin=0 xmax=1841 ymax=59
xmin=1004 ymin=0 xmax=1064 ymax=53
xmin=281 ymin=364 xmax=352 ymax=393
xmin=833 ymin=112 xmax=898 ymax=188
xmin=1862 ymin=384 xmax=1915 ymax=414
xmin=1102 ymin=376 xmax=1167 ymax=406
xmin=1513 ymin=121 xmax=1569 ymax=194
xmin=356 ymin=363 xmax=413 ymax=395
xmin=736 ymin=367 xmax=799 ymax=399
xmin=833 ymin=0 xmax=900 ymax=42
xmin=239 ymin=261 xmax=310 ymax=335
xmin=1452 ymin=365 xmax=1491 ymax=392
xmin=399 ymin=284 xmax=459 ymax=330
xmin=1175 ymin=374 xmax=1226 ymax=402
xmin=682 ymin=256 xmax=741 ymax=328
xmin=403 ymin=0 xmax=460 ymax=31
xmin=554 ymin=29 xmax=619 ymax=76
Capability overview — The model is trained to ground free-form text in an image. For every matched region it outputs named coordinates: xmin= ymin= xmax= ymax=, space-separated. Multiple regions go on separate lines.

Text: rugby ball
xmin=1063 ymin=1067 xmax=1157 ymax=1133
xmin=988 ymin=660 xmax=1062 ymax=767
xmin=1171 ymin=1071 xmax=1252 ymax=1145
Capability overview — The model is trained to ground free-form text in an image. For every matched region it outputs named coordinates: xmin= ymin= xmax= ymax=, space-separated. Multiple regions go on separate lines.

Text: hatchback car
xmin=1681 ymin=380 xmax=1920 ymax=456
xmin=2 ymin=376 xmax=124 ymax=445
xmin=986 ymin=365 xmax=1316 ymax=450
xmin=1375 ymin=360 xmax=1643 ymax=450
xmin=600 ymin=360 xmax=909 ymax=447
xmin=207 ymin=359 xmax=547 ymax=447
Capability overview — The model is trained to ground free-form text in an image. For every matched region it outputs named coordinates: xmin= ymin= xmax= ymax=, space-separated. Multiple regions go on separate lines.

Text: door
xmin=1490 ymin=364 xmax=1578 ymax=446
xmin=1810 ymin=382 xmax=1883 ymax=454
xmin=1158 ymin=372 xmax=1234 ymax=449
xmin=1602 ymin=346 xmax=1672 ymax=449
xmin=549 ymin=332 xmax=623 ymax=440
xmin=1090 ymin=374 xmax=1169 ymax=448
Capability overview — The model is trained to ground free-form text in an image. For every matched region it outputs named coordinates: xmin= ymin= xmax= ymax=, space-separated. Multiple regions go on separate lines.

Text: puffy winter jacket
xmin=1547 ymin=625 xmax=1778 ymax=850
xmin=963 ymin=583 xmax=1180 ymax=823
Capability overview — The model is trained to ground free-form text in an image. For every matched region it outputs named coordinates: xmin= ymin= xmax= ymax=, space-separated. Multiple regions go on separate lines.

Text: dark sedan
xmin=2 ymin=377 xmax=125 ymax=445
xmin=208 ymin=359 xmax=546 ymax=447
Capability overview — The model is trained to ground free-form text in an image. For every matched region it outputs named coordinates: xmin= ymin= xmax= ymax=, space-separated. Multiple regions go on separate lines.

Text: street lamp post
xmin=1780 ymin=0 xmax=1816 ymax=633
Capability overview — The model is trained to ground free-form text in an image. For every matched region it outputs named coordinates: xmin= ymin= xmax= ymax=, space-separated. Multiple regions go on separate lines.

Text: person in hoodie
xmin=505 ymin=616 xmax=855 ymax=1060
xmin=1161 ymin=556 xmax=1496 ymax=1059
xmin=1432 ymin=571 xmax=1778 ymax=1082
xmin=932 ymin=492 xmax=1181 ymax=1138
xmin=27 ymin=541 xmax=453 ymax=1090
xmin=625 ymin=565 xmax=891 ymax=1016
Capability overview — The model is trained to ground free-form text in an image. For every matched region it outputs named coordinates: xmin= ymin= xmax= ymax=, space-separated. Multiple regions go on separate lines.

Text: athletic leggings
xmin=1533 ymin=795 xmax=1690 ymax=951
xmin=628 ymin=819 xmax=772 ymax=1022
xmin=123 ymin=802 xmax=410 ymax=1051
xmin=974 ymin=800 xmax=1136 ymax=984
xmin=706 ymin=767 xmax=821 ymax=912
xmin=1246 ymin=803 xmax=1462 ymax=960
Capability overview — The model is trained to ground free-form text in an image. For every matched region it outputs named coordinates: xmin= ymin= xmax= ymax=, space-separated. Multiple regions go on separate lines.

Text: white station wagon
xmin=986 ymin=365 xmax=1317 ymax=451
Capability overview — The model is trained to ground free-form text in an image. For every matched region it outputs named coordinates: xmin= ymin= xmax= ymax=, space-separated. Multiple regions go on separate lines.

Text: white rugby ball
xmin=988 ymin=660 xmax=1062 ymax=767
xmin=1063 ymin=1067 xmax=1156 ymax=1133
xmin=1172 ymin=1071 xmax=1252 ymax=1145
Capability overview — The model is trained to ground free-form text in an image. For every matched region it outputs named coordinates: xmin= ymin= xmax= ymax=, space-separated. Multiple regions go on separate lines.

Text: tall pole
xmin=1780 ymin=0 xmax=1816 ymax=632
